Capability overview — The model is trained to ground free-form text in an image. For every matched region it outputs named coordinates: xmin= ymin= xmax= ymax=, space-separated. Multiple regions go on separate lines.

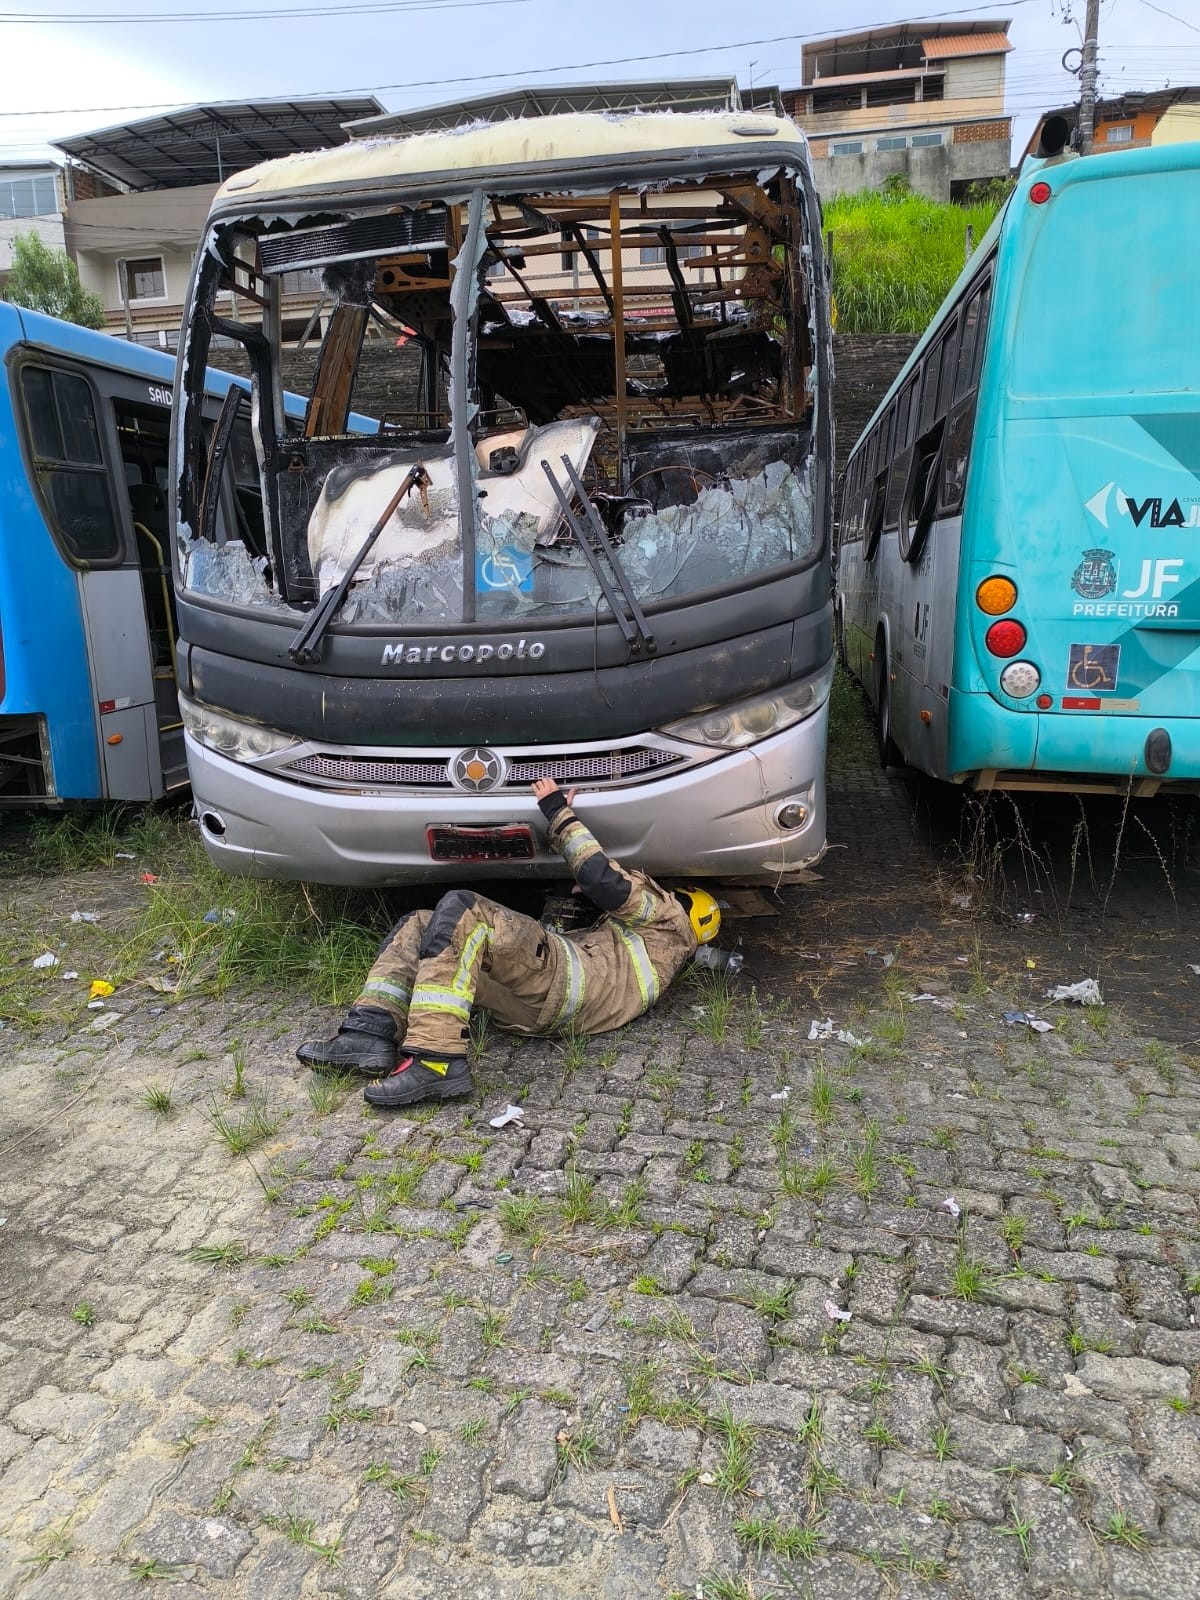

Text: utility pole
xmin=1078 ymin=0 xmax=1101 ymax=155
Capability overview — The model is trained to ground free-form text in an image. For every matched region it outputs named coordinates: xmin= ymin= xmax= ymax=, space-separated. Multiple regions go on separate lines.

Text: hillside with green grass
xmin=824 ymin=184 xmax=1007 ymax=334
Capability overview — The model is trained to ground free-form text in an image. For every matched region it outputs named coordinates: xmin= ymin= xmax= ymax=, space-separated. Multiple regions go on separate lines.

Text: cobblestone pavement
xmin=1 ymin=764 xmax=1199 ymax=1597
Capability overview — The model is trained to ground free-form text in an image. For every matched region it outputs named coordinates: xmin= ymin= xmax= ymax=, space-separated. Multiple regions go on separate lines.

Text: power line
xmin=1135 ymin=0 xmax=1200 ymax=36
xmin=0 ymin=1 xmax=1036 ymax=118
xmin=0 ymin=0 xmax=526 ymax=23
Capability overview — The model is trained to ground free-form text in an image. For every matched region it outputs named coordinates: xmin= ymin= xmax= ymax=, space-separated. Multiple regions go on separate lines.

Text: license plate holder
xmin=427 ymin=824 xmax=535 ymax=863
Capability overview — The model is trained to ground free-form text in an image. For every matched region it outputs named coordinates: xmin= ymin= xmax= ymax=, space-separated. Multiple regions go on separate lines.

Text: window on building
xmin=910 ymin=131 xmax=945 ymax=148
xmin=122 ymin=257 xmax=166 ymax=302
xmin=20 ymin=365 xmax=120 ymax=563
xmin=812 ymin=87 xmax=863 ymax=115
xmin=876 ymin=135 xmax=908 ymax=152
xmin=922 ymin=76 xmax=945 ymax=102
xmin=280 ymin=267 xmax=323 ymax=294
xmin=638 ymin=238 xmax=703 ymax=266
xmin=866 ymin=82 xmax=918 ymax=108
xmin=831 ymin=140 xmax=865 ymax=157
xmin=561 ymin=226 xmax=602 ymax=270
xmin=1105 ymin=124 xmax=1133 ymax=143
xmin=0 ymin=173 xmax=59 ymax=220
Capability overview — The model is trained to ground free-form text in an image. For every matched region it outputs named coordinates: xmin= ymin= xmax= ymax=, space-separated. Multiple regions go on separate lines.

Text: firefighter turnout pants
xmin=354 ymin=891 xmax=570 ymax=1055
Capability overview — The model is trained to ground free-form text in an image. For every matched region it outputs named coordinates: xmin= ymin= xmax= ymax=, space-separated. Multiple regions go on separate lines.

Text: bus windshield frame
xmin=175 ymin=128 xmax=827 ymax=640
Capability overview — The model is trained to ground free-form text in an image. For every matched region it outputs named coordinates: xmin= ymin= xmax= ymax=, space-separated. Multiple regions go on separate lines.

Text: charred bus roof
xmin=210 ymin=110 xmax=812 ymax=210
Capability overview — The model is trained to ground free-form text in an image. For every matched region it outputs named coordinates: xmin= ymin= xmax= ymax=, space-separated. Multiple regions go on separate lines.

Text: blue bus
xmin=0 ymin=303 xmax=285 ymax=806
xmin=837 ymin=138 xmax=1200 ymax=796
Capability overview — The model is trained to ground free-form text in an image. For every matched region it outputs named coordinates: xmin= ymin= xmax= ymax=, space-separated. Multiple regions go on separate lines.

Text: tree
xmin=880 ymin=172 xmax=913 ymax=200
xmin=3 ymin=232 xmax=106 ymax=329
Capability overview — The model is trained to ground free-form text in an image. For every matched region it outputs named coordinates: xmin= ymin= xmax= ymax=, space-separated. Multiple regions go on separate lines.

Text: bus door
xmin=112 ymin=397 xmax=187 ymax=794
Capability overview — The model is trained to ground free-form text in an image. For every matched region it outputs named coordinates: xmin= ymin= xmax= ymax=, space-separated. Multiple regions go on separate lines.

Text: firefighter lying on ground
xmin=298 ymin=777 xmax=721 ymax=1109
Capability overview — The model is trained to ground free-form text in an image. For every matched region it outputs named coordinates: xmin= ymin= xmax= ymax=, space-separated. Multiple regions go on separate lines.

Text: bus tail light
xmin=976 ymin=576 xmax=1016 ymax=615
xmin=1029 ymin=180 xmax=1052 ymax=205
xmin=999 ymin=661 xmax=1040 ymax=698
xmin=985 ymin=620 xmax=1027 ymax=658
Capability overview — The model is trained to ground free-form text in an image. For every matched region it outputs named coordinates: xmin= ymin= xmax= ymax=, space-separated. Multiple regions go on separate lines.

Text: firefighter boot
xmin=296 ymin=1005 xmax=398 ymax=1077
xmin=364 ymin=1052 xmax=472 ymax=1109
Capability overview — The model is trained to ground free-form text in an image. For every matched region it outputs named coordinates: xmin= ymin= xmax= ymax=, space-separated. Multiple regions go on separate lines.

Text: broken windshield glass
xmin=178 ymin=154 xmax=821 ymax=629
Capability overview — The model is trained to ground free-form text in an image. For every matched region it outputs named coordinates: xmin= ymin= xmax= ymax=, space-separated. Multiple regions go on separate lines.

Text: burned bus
xmin=171 ymin=111 xmax=834 ymax=885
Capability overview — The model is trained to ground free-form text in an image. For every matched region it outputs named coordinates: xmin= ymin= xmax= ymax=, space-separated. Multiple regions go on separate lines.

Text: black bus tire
xmin=874 ymin=643 xmax=902 ymax=769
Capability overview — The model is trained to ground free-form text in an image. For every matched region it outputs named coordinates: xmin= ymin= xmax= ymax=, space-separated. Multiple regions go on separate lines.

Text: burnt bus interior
xmin=180 ymin=166 xmax=822 ymax=643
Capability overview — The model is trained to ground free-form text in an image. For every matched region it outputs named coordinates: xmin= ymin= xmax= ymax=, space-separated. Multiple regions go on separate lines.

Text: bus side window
xmin=941 ymin=270 xmax=993 ymax=514
xmin=936 ymin=315 xmax=960 ymax=418
xmin=842 ymin=455 xmax=862 ymax=543
xmin=918 ymin=340 xmax=943 ymax=438
xmin=868 ymin=403 xmax=894 ymax=547
xmin=884 ymin=375 xmax=916 ymax=531
xmin=20 ymin=367 xmax=120 ymax=565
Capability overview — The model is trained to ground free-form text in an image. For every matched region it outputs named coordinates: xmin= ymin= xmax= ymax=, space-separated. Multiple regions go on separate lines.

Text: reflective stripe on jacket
xmin=532 ymin=806 xmax=697 ymax=1034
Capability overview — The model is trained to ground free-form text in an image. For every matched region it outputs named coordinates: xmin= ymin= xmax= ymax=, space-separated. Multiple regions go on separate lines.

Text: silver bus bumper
xmin=184 ymin=717 xmax=828 ymax=887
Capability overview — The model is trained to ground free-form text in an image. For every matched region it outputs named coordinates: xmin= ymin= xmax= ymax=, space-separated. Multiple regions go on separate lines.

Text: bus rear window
xmin=1009 ymin=170 xmax=1200 ymax=399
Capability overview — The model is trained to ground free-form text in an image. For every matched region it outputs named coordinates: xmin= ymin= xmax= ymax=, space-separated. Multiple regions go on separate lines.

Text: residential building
xmin=1024 ymin=87 xmax=1200 ymax=159
xmin=54 ymin=97 xmax=382 ymax=350
xmin=785 ymin=19 xmax=1013 ymax=200
xmin=0 ymin=161 xmax=68 ymax=282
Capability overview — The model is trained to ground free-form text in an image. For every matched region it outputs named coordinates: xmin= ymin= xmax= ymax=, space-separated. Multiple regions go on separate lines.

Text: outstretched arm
xmin=531 ymin=778 xmax=639 ymax=913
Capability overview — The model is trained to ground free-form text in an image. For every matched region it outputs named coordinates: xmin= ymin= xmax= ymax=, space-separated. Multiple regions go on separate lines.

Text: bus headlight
xmin=179 ymin=694 xmax=299 ymax=763
xmin=662 ymin=663 xmax=834 ymax=750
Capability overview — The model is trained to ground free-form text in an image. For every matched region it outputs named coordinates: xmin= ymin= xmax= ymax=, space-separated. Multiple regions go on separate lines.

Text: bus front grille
xmin=279 ymin=745 xmax=686 ymax=791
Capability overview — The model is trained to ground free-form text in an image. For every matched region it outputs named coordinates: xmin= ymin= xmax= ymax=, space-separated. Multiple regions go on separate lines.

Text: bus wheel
xmin=874 ymin=645 xmax=902 ymax=769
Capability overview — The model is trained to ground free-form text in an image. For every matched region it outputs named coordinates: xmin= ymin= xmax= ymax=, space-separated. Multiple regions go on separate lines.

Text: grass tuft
xmin=207 ymin=1093 xmax=281 ymax=1156
xmin=189 ymin=1239 xmax=250 ymax=1269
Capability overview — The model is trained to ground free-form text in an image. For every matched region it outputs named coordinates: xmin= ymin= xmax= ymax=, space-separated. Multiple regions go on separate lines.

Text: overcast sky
xmin=2 ymin=0 xmax=1198 ymax=166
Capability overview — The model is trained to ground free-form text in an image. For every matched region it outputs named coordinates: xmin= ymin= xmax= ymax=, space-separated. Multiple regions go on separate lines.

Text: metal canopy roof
xmin=54 ymin=96 xmax=384 ymax=192
xmin=347 ymin=78 xmax=781 ymax=139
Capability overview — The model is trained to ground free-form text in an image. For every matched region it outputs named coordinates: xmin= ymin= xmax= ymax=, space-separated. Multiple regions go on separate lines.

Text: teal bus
xmin=837 ymin=137 xmax=1200 ymax=796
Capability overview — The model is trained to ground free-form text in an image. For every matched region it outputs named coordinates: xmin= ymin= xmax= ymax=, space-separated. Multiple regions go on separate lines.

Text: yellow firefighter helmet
xmin=676 ymin=888 xmax=721 ymax=945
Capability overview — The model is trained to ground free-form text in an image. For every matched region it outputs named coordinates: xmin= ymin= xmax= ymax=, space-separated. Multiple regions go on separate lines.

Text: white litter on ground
xmin=1044 ymin=979 xmax=1103 ymax=1007
xmin=769 ymin=1087 xmax=791 ymax=1102
xmin=488 ymin=1105 xmax=525 ymax=1129
xmin=823 ymin=1299 xmax=851 ymax=1322
xmin=943 ymin=1197 xmax=961 ymax=1217
xmin=32 ymin=952 xmax=58 ymax=969
xmin=808 ymin=1018 xmax=867 ymax=1047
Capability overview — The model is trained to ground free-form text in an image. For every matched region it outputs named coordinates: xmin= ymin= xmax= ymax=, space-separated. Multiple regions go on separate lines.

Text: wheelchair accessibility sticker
xmin=1066 ymin=643 xmax=1120 ymax=692
xmin=476 ymin=547 xmax=533 ymax=594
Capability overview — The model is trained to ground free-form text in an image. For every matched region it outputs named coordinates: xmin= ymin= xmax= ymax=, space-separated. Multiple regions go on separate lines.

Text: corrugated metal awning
xmin=54 ymin=97 xmax=384 ymax=192
xmin=922 ymin=31 xmax=1013 ymax=60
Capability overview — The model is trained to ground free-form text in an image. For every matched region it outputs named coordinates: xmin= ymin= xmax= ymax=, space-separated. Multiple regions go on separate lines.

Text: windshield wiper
xmin=289 ymin=461 xmax=430 ymax=664
xmin=540 ymin=455 xmax=656 ymax=656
